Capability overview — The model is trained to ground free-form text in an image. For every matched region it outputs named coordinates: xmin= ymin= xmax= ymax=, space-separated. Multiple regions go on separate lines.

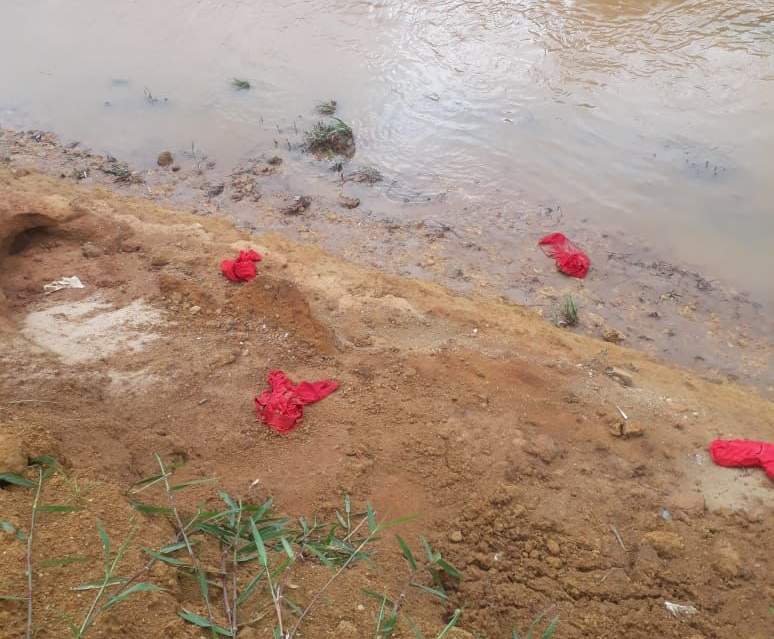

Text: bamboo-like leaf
xmin=37 ymin=504 xmax=82 ymax=513
xmin=0 ymin=594 xmax=26 ymax=601
xmin=170 ymin=478 xmax=216 ymax=492
xmin=179 ymin=609 xmax=233 ymax=636
xmin=102 ymin=583 xmax=163 ymax=610
xmin=436 ymin=558 xmax=461 ymax=579
xmin=367 ymin=503 xmax=377 ymax=533
xmin=39 ymin=555 xmax=90 ymax=568
xmin=375 ymin=514 xmax=418 ymax=533
xmin=236 ymin=568 xmax=266 ymax=606
xmin=96 ymin=521 xmax=110 ymax=565
xmin=396 ymin=535 xmax=417 ymax=571
xmin=249 ymin=519 xmax=269 ymax=568
xmin=542 ymin=616 xmax=559 ymax=639
xmin=144 ymin=548 xmax=190 ymax=568
xmin=0 ymin=473 xmax=34 ymax=488
xmin=280 ymin=536 xmax=294 ymax=560
xmin=72 ymin=578 xmax=127 ymax=591
xmin=410 ymin=582 xmax=447 ymax=601
xmin=130 ymin=501 xmax=173 ymax=515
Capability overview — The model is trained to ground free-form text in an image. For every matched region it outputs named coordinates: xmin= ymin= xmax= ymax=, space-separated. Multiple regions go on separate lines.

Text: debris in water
xmin=538 ymin=232 xmax=590 ymax=279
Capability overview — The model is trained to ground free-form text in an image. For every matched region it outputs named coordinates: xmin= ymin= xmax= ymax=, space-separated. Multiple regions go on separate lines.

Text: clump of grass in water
xmin=232 ymin=78 xmax=251 ymax=90
xmin=552 ymin=293 xmax=578 ymax=328
xmin=305 ymin=118 xmax=355 ymax=157
xmin=315 ymin=100 xmax=337 ymax=115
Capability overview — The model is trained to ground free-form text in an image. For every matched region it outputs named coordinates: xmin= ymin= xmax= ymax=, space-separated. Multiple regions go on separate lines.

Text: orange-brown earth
xmin=0 ymin=169 xmax=771 ymax=639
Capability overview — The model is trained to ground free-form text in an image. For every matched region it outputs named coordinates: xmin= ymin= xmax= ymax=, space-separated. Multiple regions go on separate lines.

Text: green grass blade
xmin=249 ymin=519 xmax=269 ymax=568
xmin=367 ymin=503 xmax=377 ymax=533
xmin=39 ymin=555 xmax=90 ymax=568
xmin=102 ymin=583 xmax=163 ymax=610
xmin=144 ymin=548 xmax=190 ymax=567
xmin=179 ymin=609 xmax=234 ymax=636
xmin=280 ymin=536 xmax=294 ymax=560
xmin=235 ymin=568 xmax=266 ymax=606
xmin=0 ymin=595 xmax=26 ymax=601
xmin=96 ymin=521 xmax=110 ymax=565
xmin=170 ymin=478 xmax=216 ymax=492
xmin=436 ymin=558 xmax=461 ymax=580
xmin=541 ymin=616 xmax=559 ymax=639
xmin=435 ymin=609 xmax=461 ymax=639
xmin=72 ymin=578 xmax=127 ymax=591
xmin=410 ymin=582 xmax=447 ymax=601
xmin=130 ymin=501 xmax=173 ymax=515
xmin=375 ymin=514 xmax=418 ymax=533
xmin=37 ymin=504 xmax=82 ymax=513
xmin=396 ymin=535 xmax=417 ymax=571
xmin=0 ymin=473 xmax=34 ymax=488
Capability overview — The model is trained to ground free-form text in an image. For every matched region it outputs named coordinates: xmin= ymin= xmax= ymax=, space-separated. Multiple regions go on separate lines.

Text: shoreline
xmin=1 ymin=126 xmax=771 ymax=396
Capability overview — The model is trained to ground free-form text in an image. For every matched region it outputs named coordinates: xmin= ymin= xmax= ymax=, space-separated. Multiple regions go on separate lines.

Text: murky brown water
xmin=2 ymin=0 xmax=773 ymax=301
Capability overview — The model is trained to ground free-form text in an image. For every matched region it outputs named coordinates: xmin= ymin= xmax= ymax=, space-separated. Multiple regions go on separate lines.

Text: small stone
xmin=446 ymin=629 xmax=475 ymax=639
xmin=667 ymin=492 xmax=706 ymax=518
xmin=0 ymin=433 xmax=27 ymax=475
xmin=335 ymin=620 xmax=358 ymax=638
xmin=713 ymin=542 xmax=742 ymax=579
xmin=189 ymin=306 xmax=202 ymax=316
xmin=643 ymin=531 xmax=684 ymax=558
xmin=281 ymin=195 xmax=312 ymax=215
xmin=546 ymin=539 xmax=561 ymax=556
xmin=525 ymin=434 xmax=562 ymax=463
xmin=605 ymin=367 xmax=634 ymax=387
xmin=356 ymin=604 xmax=365 ymax=611
xmin=171 ymin=165 xmax=181 ymax=172
xmin=602 ymin=328 xmax=625 ymax=344
xmin=267 ymin=155 xmax=283 ymax=166
xmin=206 ymin=182 xmax=225 ymax=198
xmin=449 ymin=530 xmax=463 ymax=543
xmin=546 ymin=556 xmax=563 ymax=569
xmin=338 ymin=193 xmax=360 ymax=209
xmin=609 ymin=420 xmax=645 ymax=438
xmin=157 ymin=151 xmax=174 ymax=167
xmin=81 ymin=242 xmax=103 ymax=258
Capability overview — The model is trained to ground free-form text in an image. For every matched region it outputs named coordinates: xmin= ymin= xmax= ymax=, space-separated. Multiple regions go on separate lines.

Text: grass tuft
xmin=315 ymin=100 xmax=337 ymax=115
xmin=232 ymin=78 xmax=251 ymax=90
xmin=304 ymin=118 xmax=355 ymax=157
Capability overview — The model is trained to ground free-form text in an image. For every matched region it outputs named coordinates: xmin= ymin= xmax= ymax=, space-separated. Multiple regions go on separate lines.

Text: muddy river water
xmin=1 ymin=0 xmax=773 ymax=303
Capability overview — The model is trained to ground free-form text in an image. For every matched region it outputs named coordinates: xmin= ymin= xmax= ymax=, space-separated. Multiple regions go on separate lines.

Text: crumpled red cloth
xmin=255 ymin=370 xmax=339 ymax=434
xmin=221 ymin=249 xmax=262 ymax=282
xmin=709 ymin=439 xmax=774 ymax=480
xmin=538 ymin=232 xmax=590 ymax=278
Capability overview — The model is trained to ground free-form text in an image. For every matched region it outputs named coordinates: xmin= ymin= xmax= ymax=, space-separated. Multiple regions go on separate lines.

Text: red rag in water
xmin=709 ymin=439 xmax=774 ymax=480
xmin=538 ymin=232 xmax=590 ymax=278
xmin=221 ymin=249 xmax=262 ymax=283
xmin=255 ymin=370 xmax=339 ymax=434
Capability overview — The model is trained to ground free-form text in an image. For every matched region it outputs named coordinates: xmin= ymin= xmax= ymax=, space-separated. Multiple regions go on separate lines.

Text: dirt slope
xmin=0 ymin=169 xmax=771 ymax=639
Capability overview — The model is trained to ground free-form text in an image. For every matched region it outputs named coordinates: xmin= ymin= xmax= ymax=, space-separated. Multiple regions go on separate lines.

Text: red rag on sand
xmin=221 ymin=249 xmax=262 ymax=283
xmin=709 ymin=439 xmax=774 ymax=480
xmin=538 ymin=232 xmax=590 ymax=279
xmin=255 ymin=370 xmax=339 ymax=434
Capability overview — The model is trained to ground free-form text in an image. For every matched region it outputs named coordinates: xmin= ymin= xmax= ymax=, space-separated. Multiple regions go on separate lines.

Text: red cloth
xmin=255 ymin=370 xmax=338 ymax=434
xmin=709 ymin=439 xmax=774 ymax=480
xmin=538 ymin=233 xmax=590 ymax=278
xmin=221 ymin=249 xmax=262 ymax=282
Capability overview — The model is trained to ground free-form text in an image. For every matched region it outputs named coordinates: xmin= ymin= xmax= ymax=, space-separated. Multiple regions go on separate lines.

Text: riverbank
xmin=1 ymin=128 xmax=771 ymax=398
xmin=0 ymin=166 xmax=772 ymax=638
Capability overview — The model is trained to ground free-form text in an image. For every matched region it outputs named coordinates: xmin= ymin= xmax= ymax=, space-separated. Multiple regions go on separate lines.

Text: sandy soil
xmin=1 ymin=128 xmax=771 ymax=398
xmin=0 ymin=168 xmax=772 ymax=639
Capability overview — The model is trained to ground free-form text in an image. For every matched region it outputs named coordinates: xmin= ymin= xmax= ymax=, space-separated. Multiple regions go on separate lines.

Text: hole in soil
xmin=8 ymin=226 xmax=52 ymax=255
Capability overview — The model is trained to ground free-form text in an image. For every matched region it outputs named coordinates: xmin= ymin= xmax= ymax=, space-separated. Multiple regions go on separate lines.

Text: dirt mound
xmin=0 ymin=169 xmax=771 ymax=638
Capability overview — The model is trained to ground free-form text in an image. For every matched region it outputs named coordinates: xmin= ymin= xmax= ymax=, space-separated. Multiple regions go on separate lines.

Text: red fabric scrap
xmin=221 ymin=249 xmax=262 ymax=283
xmin=709 ymin=439 xmax=774 ymax=480
xmin=538 ymin=232 xmax=590 ymax=279
xmin=255 ymin=370 xmax=338 ymax=434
